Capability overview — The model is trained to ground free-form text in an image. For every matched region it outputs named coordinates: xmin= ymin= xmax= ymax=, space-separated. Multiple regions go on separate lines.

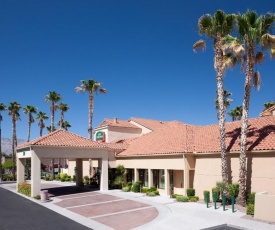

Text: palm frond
xmin=270 ymin=48 xmax=275 ymax=59
xmin=193 ymin=40 xmax=206 ymax=52
xmin=75 ymin=87 xmax=84 ymax=92
xmin=261 ymin=33 xmax=275 ymax=49
xmin=99 ymin=88 xmax=107 ymax=94
xmin=198 ymin=14 xmax=213 ymax=36
xmin=253 ymin=71 xmax=261 ymax=90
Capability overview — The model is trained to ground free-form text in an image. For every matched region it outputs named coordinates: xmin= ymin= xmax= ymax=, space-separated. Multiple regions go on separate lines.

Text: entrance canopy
xmin=16 ymin=129 xmax=126 ymax=197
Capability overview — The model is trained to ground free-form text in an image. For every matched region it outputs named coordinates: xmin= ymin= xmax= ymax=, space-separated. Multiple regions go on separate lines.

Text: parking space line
xmin=89 ymin=206 xmax=154 ymax=219
xmin=66 ymin=198 xmax=125 ymax=209
xmin=61 ymin=193 xmax=103 ymax=200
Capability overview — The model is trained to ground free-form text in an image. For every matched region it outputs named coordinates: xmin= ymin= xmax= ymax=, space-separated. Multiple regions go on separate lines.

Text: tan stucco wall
xmin=116 ymin=155 xmax=185 ymax=170
xmin=68 ymin=159 xmax=99 ymax=177
xmin=108 ymin=126 xmax=141 ymax=142
xmin=255 ymin=191 xmax=275 ymax=222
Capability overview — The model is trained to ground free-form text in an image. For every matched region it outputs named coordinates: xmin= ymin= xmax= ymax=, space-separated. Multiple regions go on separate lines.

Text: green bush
xmin=216 ymin=181 xmax=228 ymax=195
xmin=176 ymin=196 xmax=189 ymax=202
xmin=204 ymin=190 xmax=210 ymax=203
xmin=186 ymin=188 xmax=195 ymax=197
xmin=247 ymin=192 xmax=256 ymax=205
xmin=60 ymin=178 xmax=66 ymax=182
xmin=83 ymin=175 xmax=89 ymax=185
xmin=72 ymin=174 xmax=76 ymax=182
xmin=188 ymin=196 xmax=199 ymax=201
xmin=228 ymin=183 xmax=239 ymax=197
xmin=247 ymin=204 xmax=254 ymax=215
xmin=172 ymin=194 xmax=183 ymax=199
xmin=2 ymin=174 xmax=13 ymax=181
xmin=18 ymin=182 xmax=31 ymax=197
xmin=212 ymin=187 xmax=220 ymax=202
xmin=142 ymin=188 xmax=150 ymax=193
xmin=122 ymin=187 xmax=130 ymax=192
xmin=65 ymin=177 xmax=71 ymax=182
xmin=152 ymin=190 xmax=160 ymax=196
xmin=55 ymin=174 xmax=60 ymax=181
xmin=147 ymin=192 xmax=156 ymax=197
xmin=131 ymin=181 xmax=142 ymax=193
xmin=149 ymin=186 xmax=157 ymax=191
xmin=127 ymin=182 xmax=132 ymax=187
xmin=34 ymin=195 xmax=41 ymax=200
xmin=189 ymin=197 xmax=198 ymax=202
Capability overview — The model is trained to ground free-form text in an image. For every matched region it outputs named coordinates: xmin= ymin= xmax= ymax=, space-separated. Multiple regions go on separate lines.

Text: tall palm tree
xmin=36 ymin=111 xmax=48 ymax=137
xmin=58 ymin=120 xmax=71 ymax=130
xmin=8 ymin=101 xmax=21 ymax=180
xmin=228 ymin=106 xmax=243 ymax=121
xmin=58 ymin=103 xmax=69 ymax=129
xmin=0 ymin=103 xmax=7 ymax=182
xmin=234 ymin=10 xmax=275 ymax=206
xmin=75 ymin=79 xmax=106 ymax=139
xmin=46 ymin=125 xmax=56 ymax=133
xmin=263 ymin=101 xmax=275 ymax=109
xmin=193 ymin=10 xmax=235 ymax=182
xmin=45 ymin=91 xmax=62 ymax=179
xmin=23 ymin=105 xmax=37 ymax=142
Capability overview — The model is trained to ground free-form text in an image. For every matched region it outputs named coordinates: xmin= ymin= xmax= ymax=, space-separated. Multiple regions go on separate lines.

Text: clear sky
xmin=0 ymin=0 xmax=274 ymax=140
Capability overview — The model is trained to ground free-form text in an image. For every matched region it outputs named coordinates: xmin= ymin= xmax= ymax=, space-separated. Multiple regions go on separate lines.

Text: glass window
xmin=159 ymin=169 xmax=165 ymax=189
xmin=144 ymin=169 xmax=148 ymax=187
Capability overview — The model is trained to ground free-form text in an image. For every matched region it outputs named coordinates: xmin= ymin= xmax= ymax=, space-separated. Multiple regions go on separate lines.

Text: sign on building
xmin=96 ymin=131 xmax=106 ymax=142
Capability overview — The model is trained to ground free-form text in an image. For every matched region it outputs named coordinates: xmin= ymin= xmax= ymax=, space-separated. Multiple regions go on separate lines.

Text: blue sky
xmin=0 ymin=0 xmax=274 ymax=141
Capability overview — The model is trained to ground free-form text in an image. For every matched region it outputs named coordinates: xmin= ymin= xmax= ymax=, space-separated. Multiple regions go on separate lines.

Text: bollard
xmin=231 ymin=196 xmax=235 ymax=213
xmin=222 ymin=194 xmax=226 ymax=211
xmin=40 ymin=190 xmax=48 ymax=202
xmin=214 ymin=193 xmax=217 ymax=209
xmin=206 ymin=192 xmax=209 ymax=208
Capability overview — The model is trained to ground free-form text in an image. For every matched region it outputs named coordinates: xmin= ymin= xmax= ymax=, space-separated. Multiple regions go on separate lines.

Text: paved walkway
xmin=1 ymin=181 xmax=275 ymax=230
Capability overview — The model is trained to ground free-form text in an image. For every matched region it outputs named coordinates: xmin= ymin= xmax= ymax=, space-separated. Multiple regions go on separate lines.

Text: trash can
xmin=40 ymin=190 xmax=48 ymax=202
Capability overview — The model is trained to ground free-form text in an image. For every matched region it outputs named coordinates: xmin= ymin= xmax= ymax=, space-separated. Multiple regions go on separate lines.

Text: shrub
xmin=72 ymin=174 xmax=76 ymax=182
xmin=186 ymin=188 xmax=195 ymax=197
xmin=172 ymin=194 xmax=183 ymax=199
xmin=189 ymin=197 xmax=198 ymax=202
xmin=34 ymin=195 xmax=41 ymax=200
xmin=216 ymin=181 xmax=228 ymax=195
xmin=247 ymin=192 xmax=256 ymax=205
xmin=83 ymin=175 xmax=89 ymax=185
xmin=122 ymin=187 xmax=130 ymax=192
xmin=247 ymin=204 xmax=254 ymax=215
xmin=65 ymin=177 xmax=71 ymax=182
xmin=176 ymin=196 xmax=189 ymax=202
xmin=204 ymin=190 xmax=210 ymax=203
xmin=152 ymin=190 xmax=160 ymax=196
xmin=149 ymin=186 xmax=157 ymax=191
xmin=2 ymin=174 xmax=13 ymax=181
xmin=131 ymin=181 xmax=142 ymax=193
xmin=142 ymin=188 xmax=150 ymax=193
xmin=188 ymin=196 xmax=199 ymax=201
xmin=212 ymin=187 xmax=220 ymax=202
xmin=55 ymin=174 xmax=60 ymax=181
xmin=127 ymin=182 xmax=133 ymax=187
xmin=147 ymin=192 xmax=156 ymax=197
xmin=18 ymin=182 xmax=31 ymax=197
xmin=60 ymin=178 xmax=66 ymax=182
xmin=228 ymin=183 xmax=239 ymax=198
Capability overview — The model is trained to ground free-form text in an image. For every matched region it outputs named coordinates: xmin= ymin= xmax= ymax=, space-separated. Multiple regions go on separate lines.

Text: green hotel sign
xmin=96 ymin=131 xmax=105 ymax=142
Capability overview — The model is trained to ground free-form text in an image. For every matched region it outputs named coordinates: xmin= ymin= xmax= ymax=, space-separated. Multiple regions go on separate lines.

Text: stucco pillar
xmin=184 ymin=170 xmax=190 ymax=195
xmin=165 ymin=169 xmax=170 ymax=195
xmin=76 ymin=159 xmax=83 ymax=187
xmin=148 ymin=169 xmax=153 ymax=187
xmin=100 ymin=155 xmax=108 ymax=191
xmin=134 ymin=168 xmax=139 ymax=182
xmin=31 ymin=151 xmax=41 ymax=197
xmin=17 ymin=158 xmax=25 ymax=187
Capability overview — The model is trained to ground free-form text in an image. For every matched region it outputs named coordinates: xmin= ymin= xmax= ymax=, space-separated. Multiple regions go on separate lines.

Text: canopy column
xmin=100 ymin=155 xmax=108 ymax=191
xmin=31 ymin=151 xmax=41 ymax=197
xmin=17 ymin=158 xmax=26 ymax=185
xmin=76 ymin=159 xmax=83 ymax=187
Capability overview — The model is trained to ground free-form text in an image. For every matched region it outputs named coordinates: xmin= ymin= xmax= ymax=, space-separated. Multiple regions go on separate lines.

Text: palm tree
xmin=46 ymin=125 xmax=56 ymax=133
xmin=8 ymin=101 xmax=21 ymax=180
xmin=228 ymin=106 xmax=243 ymax=121
xmin=36 ymin=111 xmax=48 ymax=137
xmin=215 ymin=90 xmax=233 ymax=116
xmin=75 ymin=79 xmax=106 ymax=139
xmin=234 ymin=10 xmax=275 ymax=206
xmin=0 ymin=103 xmax=7 ymax=182
xmin=263 ymin=101 xmax=275 ymax=109
xmin=193 ymin=10 xmax=235 ymax=182
xmin=58 ymin=103 xmax=69 ymax=129
xmin=23 ymin=105 xmax=37 ymax=142
xmin=45 ymin=91 xmax=62 ymax=179
xmin=58 ymin=120 xmax=71 ymax=130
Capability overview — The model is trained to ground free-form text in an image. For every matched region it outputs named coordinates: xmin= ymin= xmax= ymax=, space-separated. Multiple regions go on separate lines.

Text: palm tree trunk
xmin=27 ymin=114 xmax=31 ymax=142
xmin=51 ymin=102 xmax=55 ymax=132
xmin=237 ymin=44 xmax=254 ymax=206
xmin=60 ymin=111 xmax=64 ymax=129
xmin=88 ymin=93 xmax=94 ymax=139
xmin=12 ymin=116 xmax=16 ymax=181
xmin=215 ymin=36 xmax=228 ymax=182
xmin=40 ymin=123 xmax=43 ymax=137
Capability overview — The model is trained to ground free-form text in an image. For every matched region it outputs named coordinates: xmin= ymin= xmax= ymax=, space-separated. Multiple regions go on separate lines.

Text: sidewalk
xmin=1 ymin=181 xmax=275 ymax=230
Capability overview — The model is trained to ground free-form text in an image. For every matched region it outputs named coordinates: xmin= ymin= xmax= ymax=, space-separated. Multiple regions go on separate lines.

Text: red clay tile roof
xmin=118 ymin=116 xmax=275 ymax=156
xmin=16 ymin=129 xmax=126 ymax=150
xmin=260 ymin=105 xmax=275 ymax=117
xmin=96 ymin=118 xmax=141 ymax=129
xmin=129 ymin=117 xmax=166 ymax=131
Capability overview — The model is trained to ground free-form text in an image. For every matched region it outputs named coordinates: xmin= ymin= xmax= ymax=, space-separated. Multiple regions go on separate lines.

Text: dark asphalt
xmin=0 ymin=187 xmax=92 ymax=230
